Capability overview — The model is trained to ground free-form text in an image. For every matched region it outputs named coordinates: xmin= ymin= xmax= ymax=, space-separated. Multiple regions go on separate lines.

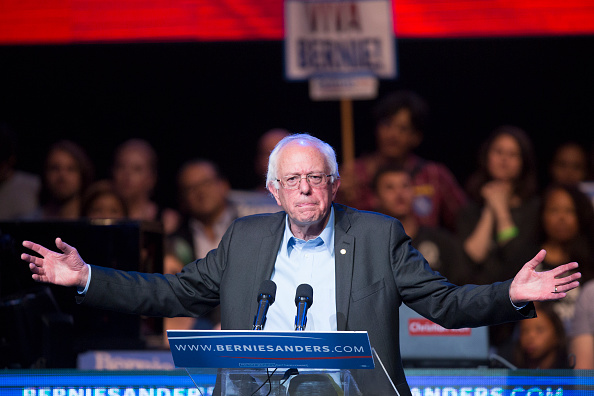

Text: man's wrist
xmin=510 ymin=295 xmax=527 ymax=310
xmin=77 ymin=264 xmax=91 ymax=295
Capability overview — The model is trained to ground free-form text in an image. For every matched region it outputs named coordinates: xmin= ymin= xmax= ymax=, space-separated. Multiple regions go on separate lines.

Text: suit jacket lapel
xmin=245 ymin=207 xmax=354 ymax=330
xmin=248 ymin=212 xmax=286 ymax=324
xmin=333 ymin=204 xmax=354 ymax=331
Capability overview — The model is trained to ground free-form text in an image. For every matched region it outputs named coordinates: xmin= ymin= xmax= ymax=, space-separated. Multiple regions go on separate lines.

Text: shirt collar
xmin=282 ymin=206 xmax=335 ymax=256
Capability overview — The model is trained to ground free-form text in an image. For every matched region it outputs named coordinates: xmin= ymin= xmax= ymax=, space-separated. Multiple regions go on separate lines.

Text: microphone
xmin=252 ymin=280 xmax=277 ymax=330
xmin=294 ymin=284 xmax=313 ymax=331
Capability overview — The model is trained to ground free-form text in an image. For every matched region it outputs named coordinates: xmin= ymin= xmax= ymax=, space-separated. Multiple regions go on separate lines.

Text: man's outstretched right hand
xmin=21 ymin=238 xmax=89 ymax=290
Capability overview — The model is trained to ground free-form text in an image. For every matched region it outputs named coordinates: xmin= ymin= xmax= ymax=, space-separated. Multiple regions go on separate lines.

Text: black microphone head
xmin=295 ymin=283 xmax=313 ymax=307
xmin=257 ymin=279 xmax=277 ymax=304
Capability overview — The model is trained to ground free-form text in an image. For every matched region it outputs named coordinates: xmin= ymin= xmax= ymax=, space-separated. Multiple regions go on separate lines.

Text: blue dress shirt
xmin=264 ymin=207 xmax=337 ymax=331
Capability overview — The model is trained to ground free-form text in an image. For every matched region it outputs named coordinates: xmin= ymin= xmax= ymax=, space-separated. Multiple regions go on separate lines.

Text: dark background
xmin=1 ymin=36 xmax=593 ymax=208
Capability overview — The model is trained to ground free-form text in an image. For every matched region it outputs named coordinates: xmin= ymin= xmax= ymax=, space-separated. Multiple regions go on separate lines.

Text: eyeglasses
xmin=276 ymin=173 xmax=333 ymax=190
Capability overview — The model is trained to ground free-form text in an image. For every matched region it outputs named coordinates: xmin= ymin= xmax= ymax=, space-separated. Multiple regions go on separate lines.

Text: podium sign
xmin=167 ymin=330 xmax=374 ymax=370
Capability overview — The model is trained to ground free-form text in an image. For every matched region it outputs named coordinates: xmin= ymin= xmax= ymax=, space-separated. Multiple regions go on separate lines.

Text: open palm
xmin=21 ymin=238 xmax=89 ymax=289
xmin=509 ymin=249 xmax=581 ymax=305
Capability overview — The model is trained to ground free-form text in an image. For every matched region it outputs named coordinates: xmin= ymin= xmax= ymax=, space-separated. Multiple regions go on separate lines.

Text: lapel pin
xmin=340 ymin=249 xmax=346 ymax=255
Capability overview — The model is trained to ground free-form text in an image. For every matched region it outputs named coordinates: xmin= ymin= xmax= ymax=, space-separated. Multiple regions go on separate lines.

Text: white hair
xmin=266 ymin=133 xmax=339 ymax=189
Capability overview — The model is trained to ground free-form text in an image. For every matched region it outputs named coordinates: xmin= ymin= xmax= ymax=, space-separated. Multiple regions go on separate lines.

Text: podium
xmin=168 ymin=330 xmax=399 ymax=395
xmin=216 ymin=367 xmax=360 ymax=395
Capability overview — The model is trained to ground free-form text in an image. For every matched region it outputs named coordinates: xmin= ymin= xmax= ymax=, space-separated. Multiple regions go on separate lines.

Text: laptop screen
xmin=398 ymin=304 xmax=489 ymax=367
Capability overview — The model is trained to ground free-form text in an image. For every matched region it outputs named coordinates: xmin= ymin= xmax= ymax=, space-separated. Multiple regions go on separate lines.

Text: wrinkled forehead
xmin=277 ymin=141 xmax=328 ymax=175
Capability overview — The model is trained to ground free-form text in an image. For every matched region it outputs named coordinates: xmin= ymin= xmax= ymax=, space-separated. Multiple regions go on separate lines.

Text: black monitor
xmin=0 ymin=220 xmax=163 ymax=368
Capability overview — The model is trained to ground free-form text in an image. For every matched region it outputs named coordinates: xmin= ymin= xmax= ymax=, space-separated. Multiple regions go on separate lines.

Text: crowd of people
xmin=2 ymin=89 xmax=594 ymax=371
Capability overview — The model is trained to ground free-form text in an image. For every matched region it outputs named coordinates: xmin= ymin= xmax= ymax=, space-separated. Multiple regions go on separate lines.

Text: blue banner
xmin=167 ymin=330 xmax=374 ymax=370
xmin=1 ymin=369 xmax=593 ymax=396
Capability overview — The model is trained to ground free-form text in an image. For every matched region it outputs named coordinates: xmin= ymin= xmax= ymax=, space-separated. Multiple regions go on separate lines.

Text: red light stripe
xmin=1 ymin=0 xmax=594 ymax=44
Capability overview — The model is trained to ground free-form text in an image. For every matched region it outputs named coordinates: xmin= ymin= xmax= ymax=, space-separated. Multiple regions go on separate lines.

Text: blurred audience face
xmin=519 ymin=311 xmax=559 ymax=365
xmin=550 ymin=143 xmax=588 ymax=186
xmin=376 ymin=109 xmax=421 ymax=160
xmin=486 ymin=133 xmax=522 ymax=182
xmin=375 ymin=170 xmax=414 ymax=219
xmin=45 ymin=148 xmax=82 ymax=202
xmin=112 ymin=143 xmax=156 ymax=201
xmin=86 ymin=193 xmax=127 ymax=219
xmin=179 ymin=162 xmax=229 ymax=220
xmin=542 ymin=187 xmax=579 ymax=243
xmin=256 ymin=129 xmax=290 ymax=181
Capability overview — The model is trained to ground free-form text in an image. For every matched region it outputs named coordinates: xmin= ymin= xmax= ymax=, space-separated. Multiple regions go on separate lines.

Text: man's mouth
xmin=296 ymin=202 xmax=316 ymax=207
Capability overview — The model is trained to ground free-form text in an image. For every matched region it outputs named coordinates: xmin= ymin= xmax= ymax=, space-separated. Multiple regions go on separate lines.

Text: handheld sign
xmin=284 ymin=0 xmax=396 ymax=81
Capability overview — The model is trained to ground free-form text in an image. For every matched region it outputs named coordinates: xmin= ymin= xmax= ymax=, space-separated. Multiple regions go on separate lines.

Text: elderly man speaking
xmin=22 ymin=134 xmax=580 ymax=395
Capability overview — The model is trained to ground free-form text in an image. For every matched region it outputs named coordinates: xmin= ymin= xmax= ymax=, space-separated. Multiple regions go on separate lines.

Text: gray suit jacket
xmin=79 ymin=203 xmax=534 ymax=394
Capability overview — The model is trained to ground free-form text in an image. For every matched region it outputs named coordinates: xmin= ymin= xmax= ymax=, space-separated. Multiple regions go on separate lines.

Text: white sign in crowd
xmin=285 ymin=0 xmax=396 ymax=81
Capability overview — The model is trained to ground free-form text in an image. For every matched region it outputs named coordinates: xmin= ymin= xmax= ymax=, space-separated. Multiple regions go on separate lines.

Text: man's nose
xmin=298 ymin=176 xmax=312 ymax=193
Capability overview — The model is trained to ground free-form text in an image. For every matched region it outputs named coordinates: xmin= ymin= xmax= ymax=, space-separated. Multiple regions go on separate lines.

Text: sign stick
xmin=340 ymin=98 xmax=355 ymax=166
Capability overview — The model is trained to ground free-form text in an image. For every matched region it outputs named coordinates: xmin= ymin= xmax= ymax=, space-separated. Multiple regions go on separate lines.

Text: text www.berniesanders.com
xmin=175 ymin=344 xmax=365 ymax=354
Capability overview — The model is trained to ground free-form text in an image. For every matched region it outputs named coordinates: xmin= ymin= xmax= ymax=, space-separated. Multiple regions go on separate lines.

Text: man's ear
xmin=267 ymin=182 xmax=282 ymax=206
xmin=331 ymin=178 xmax=341 ymax=201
